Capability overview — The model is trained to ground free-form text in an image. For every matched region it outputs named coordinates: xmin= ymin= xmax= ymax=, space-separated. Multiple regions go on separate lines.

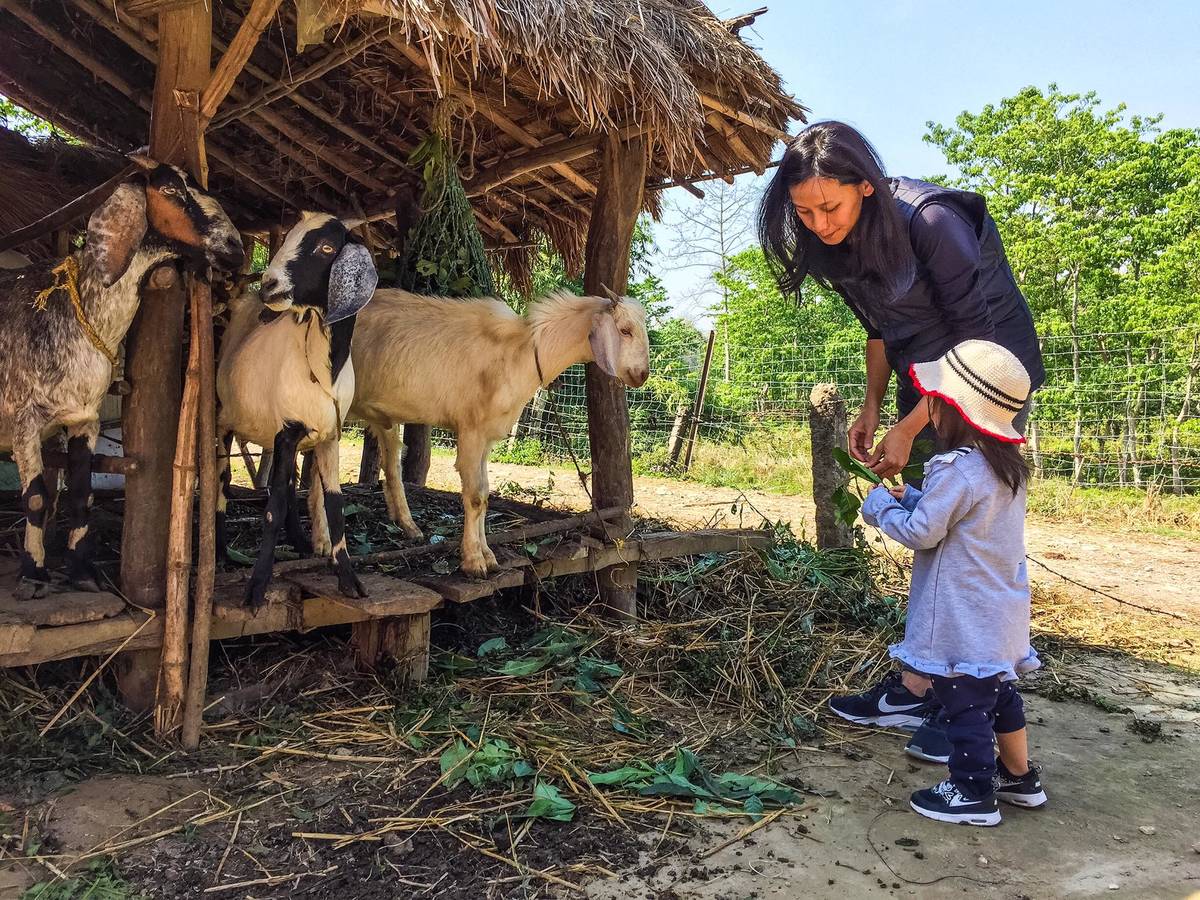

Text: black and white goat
xmin=0 ymin=155 xmax=243 ymax=596
xmin=216 ymin=213 xmax=377 ymax=608
xmin=345 ymin=289 xmax=650 ymax=577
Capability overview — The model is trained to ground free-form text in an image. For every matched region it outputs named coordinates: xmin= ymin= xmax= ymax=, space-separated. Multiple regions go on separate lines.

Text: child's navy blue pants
xmin=930 ymin=674 xmax=1026 ymax=799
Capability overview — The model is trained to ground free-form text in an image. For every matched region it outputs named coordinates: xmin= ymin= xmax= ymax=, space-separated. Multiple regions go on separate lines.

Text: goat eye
xmin=318 ymin=244 xmax=336 ymax=254
xmin=160 ymin=186 xmax=179 ymax=196
xmin=620 ymin=328 xmax=633 ymax=337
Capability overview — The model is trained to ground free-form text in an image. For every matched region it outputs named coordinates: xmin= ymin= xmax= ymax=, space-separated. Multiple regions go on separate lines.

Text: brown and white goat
xmin=345 ymin=289 xmax=650 ymax=577
xmin=0 ymin=156 xmax=243 ymax=596
xmin=216 ymin=213 xmax=377 ymax=608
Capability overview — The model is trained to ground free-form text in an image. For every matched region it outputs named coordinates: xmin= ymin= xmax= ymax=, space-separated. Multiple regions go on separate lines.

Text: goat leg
xmin=216 ymin=430 xmax=234 ymax=564
xmin=13 ymin=420 xmax=53 ymax=600
xmin=313 ymin=439 xmax=366 ymax=598
xmin=64 ymin=420 xmax=101 ymax=592
xmin=245 ymin=422 xmax=305 ymax=609
xmin=378 ymin=424 xmax=423 ymax=539
xmin=284 ymin=449 xmax=312 ymax=555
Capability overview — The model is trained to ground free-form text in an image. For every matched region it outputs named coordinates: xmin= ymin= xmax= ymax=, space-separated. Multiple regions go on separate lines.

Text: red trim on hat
xmin=909 ymin=364 xmax=1026 ymax=445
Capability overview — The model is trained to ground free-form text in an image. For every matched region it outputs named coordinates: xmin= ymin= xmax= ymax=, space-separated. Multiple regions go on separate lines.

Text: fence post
xmin=359 ymin=429 xmax=382 ymax=485
xmin=809 ymin=383 xmax=855 ymax=550
xmin=682 ymin=330 xmax=716 ymax=472
xmin=666 ymin=403 xmax=690 ymax=466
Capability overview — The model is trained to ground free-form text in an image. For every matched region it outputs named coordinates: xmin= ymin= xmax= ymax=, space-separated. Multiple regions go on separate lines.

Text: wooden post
xmin=181 ymin=275 xmax=218 ymax=750
xmin=402 ymin=424 xmax=431 ymax=487
xmin=666 ymin=403 xmax=690 ymax=466
xmin=682 ymin=330 xmax=716 ymax=472
xmin=351 ymin=613 xmax=431 ymax=682
xmin=582 ymin=133 xmax=646 ymax=619
xmin=808 ymin=383 xmax=855 ymax=550
xmin=130 ymin=2 xmax=210 ymax=732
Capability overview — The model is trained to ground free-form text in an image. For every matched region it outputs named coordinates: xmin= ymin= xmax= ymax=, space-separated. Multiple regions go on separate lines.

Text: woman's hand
xmin=849 ymin=406 xmax=880 ymax=462
xmin=867 ymin=424 xmax=916 ymax=480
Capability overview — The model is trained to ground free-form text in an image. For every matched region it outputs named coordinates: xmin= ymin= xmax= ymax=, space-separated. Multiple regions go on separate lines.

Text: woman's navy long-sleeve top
xmin=834 ymin=178 xmax=1045 ymax=412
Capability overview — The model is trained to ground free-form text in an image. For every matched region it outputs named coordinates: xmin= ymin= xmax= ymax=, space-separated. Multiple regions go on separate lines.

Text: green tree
xmin=926 ymin=85 xmax=1200 ymax=485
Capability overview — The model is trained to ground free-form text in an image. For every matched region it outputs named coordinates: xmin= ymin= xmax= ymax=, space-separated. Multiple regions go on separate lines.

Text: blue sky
xmin=655 ymin=0 xmax=1200 ymax=323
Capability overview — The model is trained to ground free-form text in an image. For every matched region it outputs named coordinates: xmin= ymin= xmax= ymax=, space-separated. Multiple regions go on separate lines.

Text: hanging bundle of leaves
xmin=398 ymin=106 xmax=494 ymax=297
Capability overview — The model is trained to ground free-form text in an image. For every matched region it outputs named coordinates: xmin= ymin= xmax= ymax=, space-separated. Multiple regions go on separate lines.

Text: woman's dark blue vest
xmin=847 ymin=177 xmax=1044 ymax=406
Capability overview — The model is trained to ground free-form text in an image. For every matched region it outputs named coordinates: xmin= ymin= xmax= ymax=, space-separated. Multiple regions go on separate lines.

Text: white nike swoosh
xmin=877 ymin=697 xmax=925 ymax=713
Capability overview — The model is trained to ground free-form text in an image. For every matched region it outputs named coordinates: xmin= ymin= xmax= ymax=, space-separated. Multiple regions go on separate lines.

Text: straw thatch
xmin=0 ymin=0 xmax=803 ymax=285
xmin=0 ymin=128 xmax=125 ymax=261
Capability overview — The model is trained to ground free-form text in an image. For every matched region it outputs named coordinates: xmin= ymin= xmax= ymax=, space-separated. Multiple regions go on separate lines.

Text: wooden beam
xmin=199 ymin=0 xmax=284 ymax=123
xmin=582 ymin=133 xmax=646 ymax=620
xmin=121 ymin=0 xmax=197 ymax=16
xmin=646 ymin=157 xmax=781 ymax=193
xmin=389 ymin=38 xmax=598 ymax=195
xmin=464 ymin=133 xmax=602 ymax=196
xmin=704 ymin=111 xmax=764 ymax=175
xmin=699 ymin=93 xmax=791 ymax=143
xmin=210 ymin=20 xmax=394 ymax=130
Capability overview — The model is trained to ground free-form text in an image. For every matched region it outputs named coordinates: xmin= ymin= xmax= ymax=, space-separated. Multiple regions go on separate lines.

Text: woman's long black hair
xmin=759 ymin=121 xmax=916 ymax=302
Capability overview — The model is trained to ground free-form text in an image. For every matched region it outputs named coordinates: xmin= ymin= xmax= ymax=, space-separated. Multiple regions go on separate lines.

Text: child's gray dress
xmin=861 ymin=449 xmax=1039 ymax=681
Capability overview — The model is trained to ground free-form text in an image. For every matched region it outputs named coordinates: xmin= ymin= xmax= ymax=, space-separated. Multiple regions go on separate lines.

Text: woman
xmin=760 ymin=121 xmax=1044 ymax=480
xmin=758 ymin=121 xmax=1045 ymax=761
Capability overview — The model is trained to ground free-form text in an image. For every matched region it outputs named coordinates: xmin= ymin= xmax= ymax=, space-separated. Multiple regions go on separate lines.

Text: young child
xmin=859 ymin=339 xmax=1047 ymax=826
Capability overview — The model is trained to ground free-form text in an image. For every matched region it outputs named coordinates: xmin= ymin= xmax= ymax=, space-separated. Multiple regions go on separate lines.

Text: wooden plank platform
xmin=0 ymin=526 xmax=774 ymax=669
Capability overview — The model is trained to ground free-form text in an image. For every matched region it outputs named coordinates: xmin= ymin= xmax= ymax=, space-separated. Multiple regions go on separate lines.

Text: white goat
xmin=0 ymin=156 xmax=242 ymax=597
xmin=345 ymin=289 xmax=650 ymax=578
xmin=216 ymin=212 xmax=377 ymax=608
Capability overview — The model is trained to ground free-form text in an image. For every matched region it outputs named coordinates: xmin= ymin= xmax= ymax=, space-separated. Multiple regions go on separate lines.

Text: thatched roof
xmin=0 ymin=0 xmax=803 ymax=284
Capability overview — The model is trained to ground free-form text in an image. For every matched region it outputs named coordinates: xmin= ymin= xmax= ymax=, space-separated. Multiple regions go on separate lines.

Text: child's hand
xmin=888 ymin=485 xmax=907 ymax=501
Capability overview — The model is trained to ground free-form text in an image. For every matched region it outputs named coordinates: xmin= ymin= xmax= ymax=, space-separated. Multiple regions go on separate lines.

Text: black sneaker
xmin=828 ymin=671 xmax=936 ymax=730
xmin=910 ymin=780 xmax=1001 ymax=827
xmin=905 ymin=711 xmax=952 ymax=763
xmin=993 ymin=759 xmax=1047 ymax=808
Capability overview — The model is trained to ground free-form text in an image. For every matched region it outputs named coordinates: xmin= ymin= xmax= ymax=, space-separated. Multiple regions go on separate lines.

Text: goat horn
xmin=601 ymin=285 xmax=622 ymax=305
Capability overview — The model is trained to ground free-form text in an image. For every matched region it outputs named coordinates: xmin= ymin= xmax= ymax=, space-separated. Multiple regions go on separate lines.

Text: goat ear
xmin=325 ymin=241 xmax=378 ymax=324
xmin=588 ymin=310 xmax=621 ymax=379
xmin=85 ymin=182 xmax=148 ymax=287
xmin=126 ymin=149 xmax=158 ymax=171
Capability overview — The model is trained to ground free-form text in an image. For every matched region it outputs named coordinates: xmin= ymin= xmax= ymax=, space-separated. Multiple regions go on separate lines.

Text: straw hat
xmin=909 ymin=340 xmax=1031 ymax=443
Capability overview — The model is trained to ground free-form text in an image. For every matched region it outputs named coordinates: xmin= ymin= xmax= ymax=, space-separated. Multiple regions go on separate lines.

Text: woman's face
xmin=788 ymin=177 xmax=875 ymax=245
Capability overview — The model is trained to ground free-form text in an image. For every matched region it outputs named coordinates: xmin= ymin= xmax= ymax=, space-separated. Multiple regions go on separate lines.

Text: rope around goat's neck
xmin=32 ymin=257 xmax=119 ymax=368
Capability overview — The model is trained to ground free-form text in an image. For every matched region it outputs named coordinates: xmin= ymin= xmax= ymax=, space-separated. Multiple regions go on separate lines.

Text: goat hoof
xmin=243 ymin=580 xmax=269 ymax=611
xmin=16 ymin=576 xmax=52 ymax=601
xmin=313 ymin=539 xmax=333 ymax=558
xmin=403 ymin=524 xmax=424 ymax=541
xmin=338 ymin=572 xmax=367 ymax=599
xmin=460 ymin=559 xmax=489 ymax=580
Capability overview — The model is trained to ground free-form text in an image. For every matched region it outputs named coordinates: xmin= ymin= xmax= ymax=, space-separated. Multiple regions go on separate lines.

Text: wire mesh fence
xmin=483 ymin=326 xmax=1200 ymax=493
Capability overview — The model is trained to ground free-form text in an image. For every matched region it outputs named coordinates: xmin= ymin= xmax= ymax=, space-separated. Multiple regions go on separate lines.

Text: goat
xmin=216 ymin=212 xmax=377 ymax=608
xmin=0 ymin=155 xmax=243 ymax=597
xmin=344 ymin=289 xmax=650 ymax=578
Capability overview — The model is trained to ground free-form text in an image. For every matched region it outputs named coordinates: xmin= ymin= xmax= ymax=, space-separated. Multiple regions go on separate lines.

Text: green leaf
xmin=224 ymin=546 xmax=256 ymax=566
xmin=416 ymin=258 xmax=438 ymax=276
xmin=832 ymin=447 xmax=882 ymax=484
xmin=341 ymin=503 xmax=365 ymax=517
xmin=498 ymin=657 xmax=549 ymax=676
xmin=832 ymin=485 xmax=862 ymax=527
xmin=512 ymin=760 xmax=535 ymax=778
xmin=477 ymin=637 xmax=509 ymax=657
xmin=588 ymin=764 xmax=655 ymax=787
xmin=523 ymin=781 xmax=576 ymax=822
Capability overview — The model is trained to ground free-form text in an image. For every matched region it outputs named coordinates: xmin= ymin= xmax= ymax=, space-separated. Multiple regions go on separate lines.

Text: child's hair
xmin=928 ymin=396 xmax=1029 ymax=496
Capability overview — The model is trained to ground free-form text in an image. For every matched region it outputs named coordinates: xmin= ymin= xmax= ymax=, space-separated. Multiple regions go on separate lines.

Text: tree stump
xmin=809 ymin=383 xmax=855 ymax=550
